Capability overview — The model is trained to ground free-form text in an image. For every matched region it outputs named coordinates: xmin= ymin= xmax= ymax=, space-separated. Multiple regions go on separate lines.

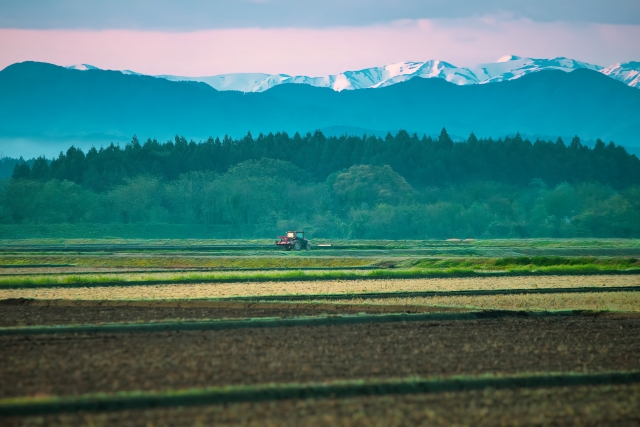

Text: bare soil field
xmin=0 ymin=300 xmax=467 ymax=327
xmin=1 ymin=315 xmax=639 ymax=399
xmin=2 ymin=274 xmax=637 ymax=301
xmin=8 ymin=384 xmax=640 ymax=427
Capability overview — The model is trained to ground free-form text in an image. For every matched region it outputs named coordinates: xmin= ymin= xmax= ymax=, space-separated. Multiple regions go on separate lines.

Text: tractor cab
xmin=276 ymin=231 xmax=310 ymax=251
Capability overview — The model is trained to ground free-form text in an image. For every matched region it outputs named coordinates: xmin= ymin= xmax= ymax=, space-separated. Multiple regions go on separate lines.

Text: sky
xmin=0 ymin=0 xmax=639 ymax=76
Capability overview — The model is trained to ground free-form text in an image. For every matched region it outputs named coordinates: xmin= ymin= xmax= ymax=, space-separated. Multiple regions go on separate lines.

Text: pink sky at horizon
xmin=1 ymin=17 xmax=639 ymax=76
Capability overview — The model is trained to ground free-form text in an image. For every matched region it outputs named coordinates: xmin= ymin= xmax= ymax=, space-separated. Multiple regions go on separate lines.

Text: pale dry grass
xmin=1 ymin=275 xmax=637 ymax=301
xmin=333 ymin=292 xmax=640 ymax=312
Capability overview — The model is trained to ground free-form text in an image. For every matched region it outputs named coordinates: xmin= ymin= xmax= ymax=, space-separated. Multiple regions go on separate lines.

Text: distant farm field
xmin=1 ymin=238 xmax=639 ymax=425
xmin=2 ymin=274 xmax=637 ymax=301
xmin=340 ymin=291 xmax=640 ymax=312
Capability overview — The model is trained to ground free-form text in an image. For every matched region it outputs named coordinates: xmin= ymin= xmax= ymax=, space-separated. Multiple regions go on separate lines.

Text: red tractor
xmin=276 ymin=231 xmax=310 ymax=251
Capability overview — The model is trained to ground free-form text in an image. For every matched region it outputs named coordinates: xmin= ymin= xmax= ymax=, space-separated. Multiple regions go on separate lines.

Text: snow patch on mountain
xmin=66 ymin=64 xmax=140 ymax=76
xmin=372 ymin=60 xmax=479 ymax=88
xmin=496 ymin=55 xmax=522 ymax=63
xmin=601 ymin=62 xmax=640 ymax=89
xmin=157 ymin=73 xmax=292 ymax=92
xmin=471 ymin=56 xmax=603 ymax=84
xmin=66 ymin=64 xmax=100 ymax=71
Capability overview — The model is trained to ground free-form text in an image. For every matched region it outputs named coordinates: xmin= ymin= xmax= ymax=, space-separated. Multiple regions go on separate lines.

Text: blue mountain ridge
xmin=0 ymin=61 xmax=638 ymax=158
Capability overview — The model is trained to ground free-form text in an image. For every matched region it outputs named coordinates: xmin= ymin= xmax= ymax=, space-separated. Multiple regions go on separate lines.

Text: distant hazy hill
xmin=1 ymin=61 xmax=639 ymax=158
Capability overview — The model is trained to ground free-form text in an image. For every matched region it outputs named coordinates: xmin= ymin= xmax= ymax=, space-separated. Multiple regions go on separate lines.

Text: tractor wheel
xmin=305 ymin=242 xmax=311 ymax=251
xmin=294 ymin=240 xmax=302 ymax=251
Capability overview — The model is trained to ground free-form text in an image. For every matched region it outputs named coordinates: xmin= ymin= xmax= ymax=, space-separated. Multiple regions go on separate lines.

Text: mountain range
xmin=69 ymin=55 xmax=640 ymax=93
xmin=0 ymin=60 xmax=639 ymax=158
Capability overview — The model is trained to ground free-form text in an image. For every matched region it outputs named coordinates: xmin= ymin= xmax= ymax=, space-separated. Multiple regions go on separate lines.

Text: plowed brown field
xmin=2 ymin=316 xmax=639 ymax=399
xmin=0 ymin=300 xmax=466 ymax=327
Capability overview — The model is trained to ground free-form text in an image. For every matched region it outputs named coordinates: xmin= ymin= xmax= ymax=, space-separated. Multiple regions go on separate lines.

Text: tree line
xmin=2 ymin=129 xmax=639 ymax=238
xmin=10 ymin=129 xmax=640 ymax=191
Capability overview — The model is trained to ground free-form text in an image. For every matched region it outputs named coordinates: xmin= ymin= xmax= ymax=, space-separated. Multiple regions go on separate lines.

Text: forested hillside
xmin=2 ymin=130 xmax=639 ymax=239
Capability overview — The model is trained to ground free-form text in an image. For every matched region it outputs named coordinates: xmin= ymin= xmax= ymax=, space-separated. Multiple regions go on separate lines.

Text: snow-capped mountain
xmin=156 ymin=60 xmax=477 ymax=92
xmin=158 ymin=73 xmax=291 ymax=92
xmin=152 ymin=56 xmax=616 ymax=91
xmin=65 ymin=56 xmax=636 ymax=92
xmin=470 ymin=55 xmax=602 ymax=84
xmin=65 ymin=64 xmax=141 ymax=76
xmin=601 ymin=62 xmax=640 ymax=89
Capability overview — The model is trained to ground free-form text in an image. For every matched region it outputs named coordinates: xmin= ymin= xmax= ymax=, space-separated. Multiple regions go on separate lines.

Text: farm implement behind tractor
xmin=276 ymin=231 xmax=310 ymax=251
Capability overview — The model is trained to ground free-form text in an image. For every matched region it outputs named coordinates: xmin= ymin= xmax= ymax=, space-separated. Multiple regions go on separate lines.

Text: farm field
xmin=1 ymin=238 xmax=639 ymax=425
xmin=0 ymin=299 xmax=475 ymax=327
xmin=1 ymin=274 xmax=637 ymax=302
xmin=358 ymin=291 xmax=640 ymax=312
xmin=2 ymin=316 xmax=640 ymax=398
xmin=13 ymin=384 xmax=640 ymax=427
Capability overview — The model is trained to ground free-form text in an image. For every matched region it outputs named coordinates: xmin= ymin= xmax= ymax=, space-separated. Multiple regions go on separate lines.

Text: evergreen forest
xmin=2 ymin=129 xmax=640 ymax=239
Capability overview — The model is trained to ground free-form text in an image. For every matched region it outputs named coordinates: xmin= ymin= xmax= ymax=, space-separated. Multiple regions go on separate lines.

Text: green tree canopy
xmin=331 ymin=164 xmax=413 ymax=209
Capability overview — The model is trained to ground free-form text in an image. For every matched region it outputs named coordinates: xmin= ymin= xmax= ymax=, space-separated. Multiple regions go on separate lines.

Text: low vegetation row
xmin=3 ymin=371 xmax=637 ymax=417
xmin=1 ymin=268 xmax=638 ymax=292
xmin=0 ymin=255 xmax=637 ymax=270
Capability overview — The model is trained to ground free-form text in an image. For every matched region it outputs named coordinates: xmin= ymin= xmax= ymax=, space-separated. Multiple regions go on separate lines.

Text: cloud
xmin=0 ymin=0 xmax=639 ymax=31
xmin=1 ymin=17 xmax=638 ymax=76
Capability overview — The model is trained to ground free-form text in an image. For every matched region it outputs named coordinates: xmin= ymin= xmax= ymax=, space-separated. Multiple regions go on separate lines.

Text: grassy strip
xmin=1 ymin=255 xmax=637 ymax=270
xmin=0 ymin=264 xmax=75 ymax=268
xmin=1 ymin=371 xmax=639 ymax=416
xmin=0 ymin=310 xmax=586 ymax=336
xmin=472 ymin=239 xmax=640 ymax=248
xmin=1 ymin=267 xmax=639 ymax=289
xmin=0 ymin=266 xmax=380 ymax=277
xmin=410 ymin=256 xmax=640 ymax=270
xmin=0 ymin=256 xmax=374 ymax=269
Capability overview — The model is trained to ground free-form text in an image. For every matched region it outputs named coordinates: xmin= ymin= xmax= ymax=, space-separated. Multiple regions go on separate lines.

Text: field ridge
xmin=2 ymin=371 xmax=639 ymax=417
